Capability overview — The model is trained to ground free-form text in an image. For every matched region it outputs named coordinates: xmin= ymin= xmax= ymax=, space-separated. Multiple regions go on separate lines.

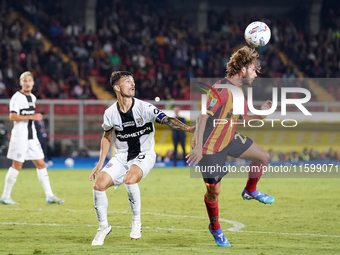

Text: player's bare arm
xmin=89 ymin=129 xmax=113 ymax=181
xmin=162 ymin=116 xmax=192 ymax=132
xmin=186 ymin=114 xmax=209 ymax=166
xmin=9 ymin=112 xmax=43 ymax=122
xmin=238 ymin=100 xmax=273 ymax=122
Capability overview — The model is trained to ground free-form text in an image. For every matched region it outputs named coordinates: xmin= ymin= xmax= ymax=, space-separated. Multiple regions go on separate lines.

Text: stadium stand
xmin=0 ymin=0 xmax=339 ymax=160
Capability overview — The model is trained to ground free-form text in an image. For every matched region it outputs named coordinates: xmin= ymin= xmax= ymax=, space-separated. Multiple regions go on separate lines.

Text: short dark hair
xmin=109 ymin=71 xmax=133 ymax=87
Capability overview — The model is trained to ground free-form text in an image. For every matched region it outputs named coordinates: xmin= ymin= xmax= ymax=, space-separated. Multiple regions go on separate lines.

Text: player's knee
xmin=262 ymin=151 xmax=270 ymax=164
xmin=124 ymin=177 xmax=137 ymax=185
xmin=36 ymin=163 xmax=46 ymax=169
xmin=254 ymin=151 xmax=270 ymax=164
xmin=93 ymin=182 xmax=107 ymax=192
xmin=206 ymin=186 xmax=220 ymax=200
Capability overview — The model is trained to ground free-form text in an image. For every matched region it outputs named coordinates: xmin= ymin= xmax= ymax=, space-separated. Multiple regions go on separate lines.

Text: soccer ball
xmin=244 ymin=21 xmax=271 ymax=47
xmin=65 ymin=158 xmax=75 ymax=168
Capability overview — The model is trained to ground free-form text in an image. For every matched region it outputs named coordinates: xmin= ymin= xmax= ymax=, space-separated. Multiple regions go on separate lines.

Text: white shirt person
xmin=89 ymin=71 xmax=193 ymax=245
xmin=1 ymin=71 xmax=64 ymax=205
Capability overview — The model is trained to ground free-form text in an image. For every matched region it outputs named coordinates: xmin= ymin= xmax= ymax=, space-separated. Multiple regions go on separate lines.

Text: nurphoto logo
xmin=200 ymin=84 xmax=312 ymax=128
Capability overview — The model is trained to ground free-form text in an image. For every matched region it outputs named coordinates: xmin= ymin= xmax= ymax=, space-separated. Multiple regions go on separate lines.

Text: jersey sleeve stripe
xmin=207 ymin=110 xmax=214 ymax=116
xmin=104 ymin=127 xmax=114 ymax=132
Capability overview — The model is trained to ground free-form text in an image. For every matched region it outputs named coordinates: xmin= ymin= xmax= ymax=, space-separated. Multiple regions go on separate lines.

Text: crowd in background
xmin=268 ymin=147 xmax=340 ymax=162
xmin=0 ymin=0 xmax=96 ymax=100
xmin=2 ymin=0 xmax=339 ymax=101
xmin=0 ymin=0 xmax=339 ymax=159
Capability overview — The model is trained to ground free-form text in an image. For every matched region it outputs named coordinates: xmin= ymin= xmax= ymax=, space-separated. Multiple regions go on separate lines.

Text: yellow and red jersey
xmin=191 ymin=78 xmax=247 ymax=154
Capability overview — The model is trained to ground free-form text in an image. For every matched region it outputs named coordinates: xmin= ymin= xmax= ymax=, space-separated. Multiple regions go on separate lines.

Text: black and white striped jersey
xmin=102 ymin=97 xmax=166 ymax=162
xmin=9 ymin=91 xmax=37 ymax=140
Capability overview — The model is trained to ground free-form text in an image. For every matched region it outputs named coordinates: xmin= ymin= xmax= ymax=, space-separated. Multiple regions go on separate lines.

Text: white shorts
xmin=7 ymin=138 xmax=45 ymax=163
xmin=102 ymin=153 xmax=156 ymax=189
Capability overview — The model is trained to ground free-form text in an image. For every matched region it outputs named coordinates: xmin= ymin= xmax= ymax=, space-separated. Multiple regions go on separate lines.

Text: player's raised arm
xmin=146 ymin=103 xmax=194 ymax=132
xmin=242 ymin=100 xmax=273 ymax=122
xmin=89 ymin=129 xmax=113 ymax=181
xmin=161 ymin=116 xmax=192 ymax=132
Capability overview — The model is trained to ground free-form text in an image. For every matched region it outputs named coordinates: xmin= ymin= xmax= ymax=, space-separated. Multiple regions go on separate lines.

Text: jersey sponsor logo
xmin=123 ymin=121 xmax=135 ymax=128
xmin=20 ymin=109 xmax=35 ymax=115
xmin=115 ymin=122 xmax=153 ymax=141
xmin=135 ymin=118 xmax=144 ymax=127
xmin=137 ymin=154 xmax=145 ymax=159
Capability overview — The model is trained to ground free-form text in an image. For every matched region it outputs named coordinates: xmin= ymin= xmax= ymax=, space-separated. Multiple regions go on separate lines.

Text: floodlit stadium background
xmin=0 ymin=0 xmax=339 ymax=168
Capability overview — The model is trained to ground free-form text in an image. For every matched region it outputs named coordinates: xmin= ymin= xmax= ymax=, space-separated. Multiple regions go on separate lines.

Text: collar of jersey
xmin=117 ymin=97 xmax=135 ymax=115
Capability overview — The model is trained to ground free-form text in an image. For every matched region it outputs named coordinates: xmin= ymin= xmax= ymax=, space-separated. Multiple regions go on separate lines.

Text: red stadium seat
xmin=0 ymin=105 xmax=9 ymax=114
xmin=35 ymin=105 xmax=49 ymax=114
xmin=90 ymin=69 xmax=100 ymax=77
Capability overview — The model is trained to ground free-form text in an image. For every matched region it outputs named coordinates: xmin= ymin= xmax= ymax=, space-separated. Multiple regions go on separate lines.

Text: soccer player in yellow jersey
xmin=187 ymin=46 xmax=274 ymax=247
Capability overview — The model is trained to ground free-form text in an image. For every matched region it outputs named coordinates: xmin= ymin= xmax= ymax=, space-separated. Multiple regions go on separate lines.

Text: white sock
xmin=1 ymin=167 xmax=19 ymax=199
xmin=36 ymin=168 xmax=54 ymax=198
xmin=93 ymin=190 xmax=109 ymax=229
xmin=125 ymin=183 xmax=141 ymax=222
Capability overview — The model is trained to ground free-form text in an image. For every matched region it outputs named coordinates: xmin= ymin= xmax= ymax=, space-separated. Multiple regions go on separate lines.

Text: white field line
xmin=0 ymin=208 xmax=339 ymax=238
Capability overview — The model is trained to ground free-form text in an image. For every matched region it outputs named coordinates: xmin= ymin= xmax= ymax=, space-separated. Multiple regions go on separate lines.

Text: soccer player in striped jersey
xmin=187 ymin=46 xmax=274 ymax=247
xmin=89 ymin=71 xmax=193 ymax=246
xmin=1 ymin=71 xmax=64 ymax=205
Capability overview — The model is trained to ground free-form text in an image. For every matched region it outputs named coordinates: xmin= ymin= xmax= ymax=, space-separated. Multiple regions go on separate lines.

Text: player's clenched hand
xmin=261 ymin=100 xmax=272 ymax=110
xmin=189 ymin=126 xmax=196 ymax=133
xmin=258 ymin=100 xmax=273 ymax=119
xmin=186 ymin=146 xmax=203 ymax=166
xmin=31 ymin=113 xmax=43 ymax=121
xmin=89 ymin=164 xmax=102 ymax=181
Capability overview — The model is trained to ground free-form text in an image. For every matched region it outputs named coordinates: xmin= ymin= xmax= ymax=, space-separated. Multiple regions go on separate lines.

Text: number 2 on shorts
xmin=235 ymin=134 xmax=247 ymax=144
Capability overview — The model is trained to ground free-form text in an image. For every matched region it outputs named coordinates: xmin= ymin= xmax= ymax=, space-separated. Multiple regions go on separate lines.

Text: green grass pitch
xmin=0 ymin=167 xmax=339 ymax=254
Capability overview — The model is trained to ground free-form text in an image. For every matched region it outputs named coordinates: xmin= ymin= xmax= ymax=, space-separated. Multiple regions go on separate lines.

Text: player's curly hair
xmin=110 ymin=71 xmax=133 ymax=87
xmin=226 ymin=46 xmax=261 ymax=77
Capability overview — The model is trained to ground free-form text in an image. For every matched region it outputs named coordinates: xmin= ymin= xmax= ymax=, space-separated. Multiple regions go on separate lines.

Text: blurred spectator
xmin=172 ymin=106 xmax=187 ymax=166
xmin=309 ymin=149 xmax=319 ymax=160
xmin=325 ymin=148 xmax=337 ymax=160
xmin=0 ymin=118 xmax=8 ymax=155
xmin=34 ymin=111 xmax=53 ymax=166
xmin=268 ymin=149 xmax=279 ymax=162
xmin=299 ymin=148 xmax=310 ymax=161
xmin=0 ymin=79 xmax=8 ymax=98
xmin=289 ymin=151 xmax=300 ymax=162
